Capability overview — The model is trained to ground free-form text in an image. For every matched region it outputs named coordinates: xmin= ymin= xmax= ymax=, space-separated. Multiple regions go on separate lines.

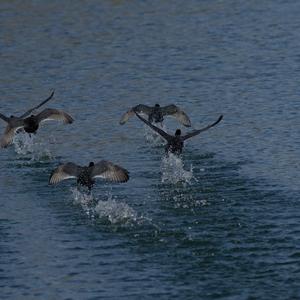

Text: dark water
xmin=1 ymin=1 xmax=300 ymax=299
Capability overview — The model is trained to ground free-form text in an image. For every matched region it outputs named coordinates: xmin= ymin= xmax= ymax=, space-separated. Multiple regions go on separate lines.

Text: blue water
xmin=1 ymin=1 xmax=300 ymax=299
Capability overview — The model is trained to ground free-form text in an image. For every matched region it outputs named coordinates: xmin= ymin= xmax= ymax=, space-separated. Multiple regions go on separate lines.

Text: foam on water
xmin=13 ymin=132 xmax=53 ymax=161
xmin=161 ymin=153 xmax=194 ymax=184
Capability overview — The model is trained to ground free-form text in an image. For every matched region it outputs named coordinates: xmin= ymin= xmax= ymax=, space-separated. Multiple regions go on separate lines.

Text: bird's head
xmin=155 ymin=104 xmax=160 ymax=108
xmin=89 ymin=162 xmax=95 ymax=167
xmin=175 ymin=129 xmax=181 ymax=136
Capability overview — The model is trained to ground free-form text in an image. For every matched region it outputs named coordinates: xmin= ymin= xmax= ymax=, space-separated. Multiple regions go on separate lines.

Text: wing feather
xmin=20 ymin=90 xmax=55 ymax=118
xmin=161 ymin=105 xmax=191 ymax=127
xmin=0 ymin=122 xmax=24 ymax=148
xmin=0 ymin=113 xmax=9 ymax=123
xmin=49 ymin=162 xmax=80 ymax=184
xmin=134 ymin=111 xmax=172 ymax=141
xmin=181 ymin=115 xmax=223 ymax=141
xmin=91 ymin=160 xmax=129 ymax=183
xmin=36 ymin=108 xmax=74 ymax=124
xmin=119 ymin=104 xmax=152 ymax=125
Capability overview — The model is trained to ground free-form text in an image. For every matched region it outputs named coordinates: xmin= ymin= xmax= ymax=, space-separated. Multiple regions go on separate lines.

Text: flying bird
xmin=120 ymin=104 xmax=191 ymax=127
xmin=0 ymin=91 xmax=73 ymax=148
xmin=135 ymin=111 xmax=223 ymax=155
xmin=49 ymin=161 xmax=129 ymax=192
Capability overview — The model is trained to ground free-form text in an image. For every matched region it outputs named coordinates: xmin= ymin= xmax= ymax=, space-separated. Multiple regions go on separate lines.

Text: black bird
xmin=135 ymin=111 xmax=223 ymax=155
xmin=120 ymin=104 xmax=191 ymax=127
xmin=0 ymin=91 xmax=73 ymax=148
xmin=49 ymin=161 xmax=130 ymax=192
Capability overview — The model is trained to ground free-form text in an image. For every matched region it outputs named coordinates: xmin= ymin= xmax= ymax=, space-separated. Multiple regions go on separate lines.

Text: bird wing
xmin=119 ymin=104 xmax=152 ymax=125
xmin=160 ymin=105 xmax=191 ymax=127
xmin=181 ymin=115 xmax=223 ymax=141
xmin=0 ymin=122 xmax=24 ymax=148
xmin=49 ymin=162 xmax=80 ymax=184
xmin=20 ymin=90 xmax=55 ymax=118
xmin=36 ymin=108 xmax=74 ymax=124
xmin=91 ymin=160 xmax=129 ymax=183
xmin=0 ymin=113 xmax=9 ymax=123
xmin=134 ymin=111 xmax=173 ymax=142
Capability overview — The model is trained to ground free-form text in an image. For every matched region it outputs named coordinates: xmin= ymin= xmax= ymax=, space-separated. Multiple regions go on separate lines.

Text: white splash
xmin=71 ymin=187 xmax=95 ymax=218
xmin=173 ymin=197 xmax=209 ymax=209
xmin=13 ymin=132 xmax=35 ymax=154
xmin=13 ymin=132 xmax=53 ymax=160
xmin=70 ymin=188 xmax=140 ymax=225
xmin=95 ymin=198 xmax=138 ymax=224
xmin=161 ymin=153 xmax=194 ymax=184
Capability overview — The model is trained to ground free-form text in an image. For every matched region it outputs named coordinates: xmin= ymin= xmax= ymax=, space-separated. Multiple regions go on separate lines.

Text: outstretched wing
xmin=134 ymin=111 xmax=173 ymax=142
xmin=36 ymin=108 xmax=74 ymax=124
xmin=0 ymin=113 xmax=9 ymax=123
xmin=91 ymin=160 xmax=129 ymax=183
xmin=49 ymin=162 xmax=80 ymax=184
xmin=119 ymin=104 xmax=152 ymax=125
xmin=20 ymin=90 xmax=55 ymax=118
xmin=160 ymin=105 xmax=191 ymax=127
xmin=0 ymin=122 xmax=24 ymax=148
xmin=181 ymin=115 xmax=223 ymax=141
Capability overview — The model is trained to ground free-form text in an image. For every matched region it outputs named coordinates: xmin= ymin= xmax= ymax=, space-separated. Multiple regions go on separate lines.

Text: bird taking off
xmin=49 ymin=160 xmax=129 ymax=193
xmin=0 ymin=91 xmax=74 ymax=148
xmin=135 ymin=111 xmax=223 ymax=155
xmin=120 ymin=104 xmax=191 ymax=127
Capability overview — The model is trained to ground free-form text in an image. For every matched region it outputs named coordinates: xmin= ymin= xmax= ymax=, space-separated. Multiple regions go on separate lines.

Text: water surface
xmin=1 ymin=1 xmax=300 ymax=299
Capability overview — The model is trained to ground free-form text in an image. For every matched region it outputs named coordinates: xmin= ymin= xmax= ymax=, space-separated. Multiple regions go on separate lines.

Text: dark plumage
xmin=120 ymin=104 xmax=191 ymax=127
xmin=135 ymin=112 xmax=223 ymax=155
xmin=0 ymin=91 xmax=74 ymax=148
xmin=49 ymin=161 xmax=130 ymax=192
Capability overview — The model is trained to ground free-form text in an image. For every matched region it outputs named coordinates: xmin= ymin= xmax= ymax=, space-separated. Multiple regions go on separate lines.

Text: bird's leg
xmin=165 ymin=144 xmax=170 ymax=155
xmin=87 ymin=181 xmax=94 ymax=195
xmin=148 ymin=115 xmax=153 ymax=124
xmin=16 ymin=128 xmax=23 ymax=134
xmin=87 ymin=187 xmax=92 ymax=195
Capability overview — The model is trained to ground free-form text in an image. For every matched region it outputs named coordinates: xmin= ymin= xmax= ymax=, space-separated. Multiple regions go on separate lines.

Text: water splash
xmin=161 ymin=153 xmax=194 ymax=184
xmin=71 ymin=187 xmax=96 ymax=218
xmin=70 ymin=188 xmax=141 ymax=225
xmin=173 ymin=195 xmax=209 ymax=209
xmin=13 ymin=132 xmax=53 ymax=161
xmin=13 ymin=132 xmax=35 ymax=155
xmin=95 ymin=198 xmax=138 ymax=224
